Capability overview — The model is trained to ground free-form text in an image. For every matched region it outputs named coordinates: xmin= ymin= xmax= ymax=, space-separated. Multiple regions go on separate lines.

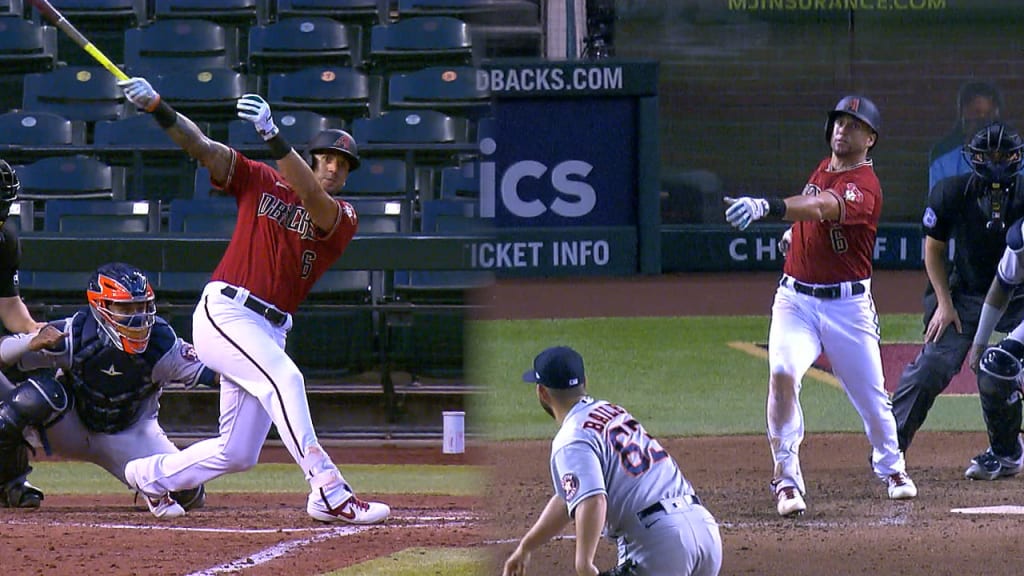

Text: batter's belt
xmin=637 ymin=494 xmax=702 ymax=521
xmin=221 ymin=286 xmax=288 ymax=326
xmin=781 ymin=275 xmax=866 ymax=299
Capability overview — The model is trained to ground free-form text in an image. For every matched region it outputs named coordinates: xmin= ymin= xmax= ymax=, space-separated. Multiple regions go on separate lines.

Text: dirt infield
xmin=1 ymin=445 xmax=484 ymax=576
xmin=480 ymin=271 xmax=1023 ymax=576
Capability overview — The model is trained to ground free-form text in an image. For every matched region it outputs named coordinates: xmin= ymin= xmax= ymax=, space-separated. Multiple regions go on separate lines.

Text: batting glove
xmin=117 ymin=77 xmax=161 ymax=112
xmin=779 ymin=227 xmax=793 ymax=256
xmin=236 ymin=94 xmax=279 ymax=141
xmin=724 ymin=196 xmax=769 ymax=231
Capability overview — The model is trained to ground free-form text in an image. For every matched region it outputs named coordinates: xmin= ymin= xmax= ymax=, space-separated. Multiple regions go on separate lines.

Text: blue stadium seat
xmin=352 ymin=108 xmax=472 ymax=167
xmin=31 ymin=0 xmax=147 ymax=67
xmin=386 ymin=65 xmax=490 ymax=119
xmin=15 ymin=155 xmax=125 ymax=200
xmin=228 ymin=109 xmax=336 ymax=151
xmin=274 ymin=0 xmax=381 ymax=26
xmin=0 ymin=111 xmax=86 ymax=164
xmin=368 ymin=16 xmax=473 ymax=72
xmin=43 ymin=199 xmax=159 ymax=234
xmin=22 ymin=66 xmax=128 ymax=124
xmin=151 ymin=0 xmax=260 ymax=29
xmin=396 ymin=0 xmax=542 ymax=58
xmin=168 ymin=197 xmax=237 ymax=236
xmin=6 ymin=201 xmax=35 ymax=234
xmin=343 ymin=157 xmax=408 ymax=198
xmin=266 ymin=66 xmax=377 ymax=123
xmin=0 ymin=16 xmax=57 ymax=74
xmin=0 ymin=0 xmax=22 ymax=16
xmin=93 ymin=114 xmax=197 ymax=201
xmin=247 ymin=17 xmax=354 ymax=80
xmin=349 ymin=197 xmax=402 ymax=234
xmin=124 ymin=19 xmax=241 ymax=75
xmin=149 ymin=67 xmax=251 ymax=126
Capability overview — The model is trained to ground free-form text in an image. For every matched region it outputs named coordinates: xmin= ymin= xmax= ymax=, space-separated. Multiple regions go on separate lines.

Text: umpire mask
xmin=966 ymin=122 xmax=1024 ymax=232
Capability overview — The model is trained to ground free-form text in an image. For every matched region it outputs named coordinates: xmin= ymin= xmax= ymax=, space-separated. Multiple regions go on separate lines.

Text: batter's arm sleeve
xmin=573 ymin=494 xmax=607 ymax=576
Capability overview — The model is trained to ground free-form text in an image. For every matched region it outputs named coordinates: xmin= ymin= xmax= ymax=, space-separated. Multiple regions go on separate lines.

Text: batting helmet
xmin=965 ymin=121 xmax=1024 ymax=185
xmin=0 ymin=160 xmax=20 ymax=222
xmin=307 ymin=129 xmax=360 ymax=172
xmin=86 ymin=262 xmax=156 ymax=354
xmin=825 ymin=95 xmax=881 ymax=147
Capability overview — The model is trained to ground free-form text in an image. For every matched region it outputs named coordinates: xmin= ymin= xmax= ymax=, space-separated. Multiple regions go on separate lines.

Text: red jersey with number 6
xmin=209 ymin=151 xmax=358 ymax=313
xmin=784 ymin=158 xmax=881 ymax=284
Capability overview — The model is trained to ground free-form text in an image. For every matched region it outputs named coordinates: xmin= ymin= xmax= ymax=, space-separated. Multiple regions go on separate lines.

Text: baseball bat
xmin=27 ymin=0 xmax=129 ymax=81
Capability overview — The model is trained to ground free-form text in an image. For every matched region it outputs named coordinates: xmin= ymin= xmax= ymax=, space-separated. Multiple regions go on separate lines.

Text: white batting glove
xmin=236 ymin=94 xmax=279 ymax=141
xmin=779 ymin=227 xmax=793 ymax=256
xmin=724 ymin=196 xmax=768 ymax=231
xmin=117 ymin=77 xmax=161 ymax=112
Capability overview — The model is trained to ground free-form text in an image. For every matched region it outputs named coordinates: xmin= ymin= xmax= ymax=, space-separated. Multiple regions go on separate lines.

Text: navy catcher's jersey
xmin=550 ymin=397 xmax=696 ymax=538
xmin=10 ymin=308 xmax=216 ymax=432
xmin=0 ymin=223 xmax=21 ymax=298
xmin=923 ymin=174 xmax=1024 ymax=295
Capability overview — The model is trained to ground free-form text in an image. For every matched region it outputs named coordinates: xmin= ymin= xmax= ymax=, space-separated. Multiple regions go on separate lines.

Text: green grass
xmin=468 ymin=313 xmax=986 ymax=440
xmin=324 ymin=547 xmax=487 ymax=576
xmin=28 ymin=463 xmax=484 ymax=496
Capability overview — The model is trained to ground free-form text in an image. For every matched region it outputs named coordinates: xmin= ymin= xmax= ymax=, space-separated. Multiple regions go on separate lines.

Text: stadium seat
xmin=247 ymin=17 xmax=355 ymax=81
xmin=266 ymin=66 xmax=377 ymax=123
xmin=15 ymin=155 xmax=125 ymax=200
xmin=352 ymin=108 xmax=472 ymax=167
xmin=342 ymin=157 xmax=408 ymax=198
xmin=0 ymin=0 xmax=22 ymax=17
xmin=30 ymin=0 xmax=147 ymax=67
xmin=0 ymin=111 xmax=86 ymax=164
xmin=22 ymin=66 xmax=128 ymax=124
xmin=149 ymin=67 xmax=251 ymax=127
xmin=0 ymin=16 xmax=57 ymax=76
xmin=43 ymin=199 xmax=159 ymax=234
xmin=401 ymin=197 xmax=490 ymax=285
xmin=227 ymin=109 xmax=336 ymax=152
xmin=93 ymin=113 xmax=197 ymax=201
xmin=386 ymin=65 xmax=490 ymax=119
xmin=396 ymin=0 xmax=541 ymax=57
xmin=124 ymin=19 xmax=240 ymax=75
xmin=168 ymin=197 xmax=237 ymax=236
xmin=368 ymin=16 xmax=473 ymax=72
xmin=349 ymin=197 xmax=402 ymax=234
xmin=151 ymin=0 xmax=260 ymax=29
xmin=439 ymin=162 xmax=478 ymax=198
xmin=273 ymin=0 xmax=381 ymax=26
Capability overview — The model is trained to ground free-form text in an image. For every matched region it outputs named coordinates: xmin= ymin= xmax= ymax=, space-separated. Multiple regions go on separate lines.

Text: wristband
xmin=266 ymin=134 xmax=293 ymax=160
xmin=152 ymin=100 xmax=178 ymax=129
xmin=767 ymin=197 xmax=787 ymax=218
xmin=974 ymin=302 xmax=1002 ymax=347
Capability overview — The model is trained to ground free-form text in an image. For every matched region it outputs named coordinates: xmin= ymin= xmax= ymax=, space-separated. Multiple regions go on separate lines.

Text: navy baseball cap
xmin=522 ymin=346 xmax=585 ymax=389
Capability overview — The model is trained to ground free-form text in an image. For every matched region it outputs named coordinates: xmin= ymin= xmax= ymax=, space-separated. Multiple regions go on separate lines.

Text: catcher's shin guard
xmin=0 ymin=443 xmax=42 ymax=508
xmin=171 ymin=484 xmax=206 ymax=511
xmin=0 ymin=375 xmax=69 ymax=442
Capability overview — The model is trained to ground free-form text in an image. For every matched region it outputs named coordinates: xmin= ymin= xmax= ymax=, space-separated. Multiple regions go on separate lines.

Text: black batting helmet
xmin=825 ymin=95 xmax=881 ymax=148
xmin=0 ymin=159 xmax=20 ymax=222
xmin=965 ymin=121 xmax=1024 ymax=185
xmin=307 ymin=129 xmax=360 ymax=172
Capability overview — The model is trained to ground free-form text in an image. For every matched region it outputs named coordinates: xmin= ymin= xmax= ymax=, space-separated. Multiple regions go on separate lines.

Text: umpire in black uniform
xmin=893 ymin=121 xmax=1024 ymax=457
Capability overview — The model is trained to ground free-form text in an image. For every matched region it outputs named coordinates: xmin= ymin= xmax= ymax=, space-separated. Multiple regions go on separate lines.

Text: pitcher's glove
xmin=599 ymin=559 xmax=638 ymax=576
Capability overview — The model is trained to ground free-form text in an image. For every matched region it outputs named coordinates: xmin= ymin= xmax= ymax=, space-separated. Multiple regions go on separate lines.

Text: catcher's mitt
xmin=598 ymin=559 xmax=638 ymax=576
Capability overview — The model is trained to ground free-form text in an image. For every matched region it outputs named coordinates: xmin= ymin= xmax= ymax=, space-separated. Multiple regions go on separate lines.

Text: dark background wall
xmin=613 ymin=0 xmax=1024 ymax=223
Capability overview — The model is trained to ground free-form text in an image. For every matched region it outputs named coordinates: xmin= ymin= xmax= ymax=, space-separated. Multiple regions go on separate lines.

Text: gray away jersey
xmin=550 ymin=396 xmax=695 ymax=538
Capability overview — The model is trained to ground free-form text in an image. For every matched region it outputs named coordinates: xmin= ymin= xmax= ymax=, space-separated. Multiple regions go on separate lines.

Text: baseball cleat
xmin=776 ymin=486 xmax=806 ymax=517
xmin=965 ymin=450 xmax=1024 ymax=481
xmin=886 ymin=472 xmax=917 ymax=500
xmin=124 ymin=460 xmax=185 ymax=519
xmin=307 ymin=492 xmax=390 ymax=524
xmin=0 ymin=480 xmax=44 ymax=508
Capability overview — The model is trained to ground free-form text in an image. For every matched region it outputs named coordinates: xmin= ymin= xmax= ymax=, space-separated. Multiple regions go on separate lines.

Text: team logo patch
xmin=922 ymin=207 xmax=937 ymax=228
xmin=180 ymin=342 xmax=200 ymax=362
xmin=561 ymin=473 xmax=580 ymax=501
xmin=844 ymin=183 xmax=863 ymax=203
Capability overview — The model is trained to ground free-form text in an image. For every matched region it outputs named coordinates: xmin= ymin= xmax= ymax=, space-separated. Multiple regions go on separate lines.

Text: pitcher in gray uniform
xmin=502 ymin=346 xmax=722 ymax=576
xmin=0 ymin=262 xmax=218 ymax=517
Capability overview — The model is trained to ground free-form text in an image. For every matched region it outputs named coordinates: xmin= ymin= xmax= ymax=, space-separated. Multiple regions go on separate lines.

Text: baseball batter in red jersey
xmin=725 ymin=95 xmax=917 ymax=517
xmin=115 ymin=78 xmax=389 ymax=523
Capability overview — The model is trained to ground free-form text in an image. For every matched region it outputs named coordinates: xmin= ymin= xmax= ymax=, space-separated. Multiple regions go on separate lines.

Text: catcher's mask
xmin=0 ymin=159 xmax=20 ymax=222
xmin=965 ymin=121 xmax=1024 ymax=232
xmin=825 ymin=95 xmax=881 ymax=149
xmin=86 ymin=262 xmax=156 ymax=354
xmin=306 ymin=129 xmax=360 ymax=172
